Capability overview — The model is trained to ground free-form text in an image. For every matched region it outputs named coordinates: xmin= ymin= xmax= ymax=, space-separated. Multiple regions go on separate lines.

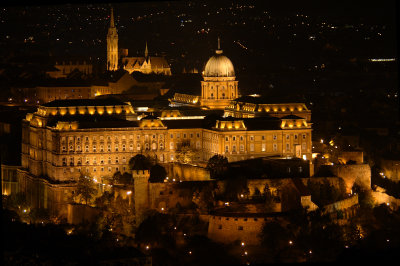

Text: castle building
xmin=107 ymin=9 xmax=171 ymax=75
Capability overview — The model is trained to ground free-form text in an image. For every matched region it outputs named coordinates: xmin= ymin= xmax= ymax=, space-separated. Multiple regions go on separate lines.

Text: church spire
xmin=145 ymin=41 xmax=148 ymax=58
xmin=110 ymin=7 xmax=115 ymax=28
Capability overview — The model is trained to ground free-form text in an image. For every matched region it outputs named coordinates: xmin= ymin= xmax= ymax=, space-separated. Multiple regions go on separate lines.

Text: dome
xmin=203 ymin=50 xmax=235 ymax=77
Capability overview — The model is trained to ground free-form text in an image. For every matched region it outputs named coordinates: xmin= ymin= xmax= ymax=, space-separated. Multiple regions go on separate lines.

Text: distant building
xmin=46 ymin=60 xmax=93 ymax=79
xmin=106 ymin=8 xmax=171 ymax=75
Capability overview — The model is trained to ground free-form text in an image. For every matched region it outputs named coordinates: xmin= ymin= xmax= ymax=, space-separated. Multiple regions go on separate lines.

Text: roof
xmin=46 ymin=114 xmax=139 ymax=129
xmin=281 ymin=114 xmax=305 ymax=120
xmin=162 ymin=119 xmax=205 ymax=129
xmin=42 ymin=97 xmax=128 ymax=107
xmin=242 ymin=116 xmax=282 ymax=130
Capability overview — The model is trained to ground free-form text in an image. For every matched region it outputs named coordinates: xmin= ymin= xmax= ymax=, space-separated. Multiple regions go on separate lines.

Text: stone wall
xmin=208 ymin=214 xmax=280 ymax=245
xmin=330 ymin=164 xmax=371 ymax=193
xmin=67 ymin=203 xmax=101 ymax=224
xmin=165 ymin=162 xmax=211 ymax=181
xmin=338 ymin=151 xmax=363 ymax=164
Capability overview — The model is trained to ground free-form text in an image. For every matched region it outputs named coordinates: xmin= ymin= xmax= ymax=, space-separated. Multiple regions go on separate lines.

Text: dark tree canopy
xmin=149 ymin=164 xmax=167 ymax=183
xmin=129 ymin=154 xmax=152 ymax=171
xmin=206 ymin=155 xmax=228 ymax=179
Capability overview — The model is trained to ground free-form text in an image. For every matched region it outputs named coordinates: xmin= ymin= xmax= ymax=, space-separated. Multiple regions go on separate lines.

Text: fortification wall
xmin=338 ymin=151 xmax=363 ymax=164
xmin=165 ymin=163 xmax=210 ymax=181
xmin=331 ymin=164 xmax=371 ymax=193
xmin=208 ymin=215 xmax=271 ymax=245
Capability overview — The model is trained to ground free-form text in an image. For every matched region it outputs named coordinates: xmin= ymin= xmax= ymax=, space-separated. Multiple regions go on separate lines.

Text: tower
xmin=107 ymin=7 xmax=118 ymax=71
xmin=201 ymin=38 xmax=239 ymax=109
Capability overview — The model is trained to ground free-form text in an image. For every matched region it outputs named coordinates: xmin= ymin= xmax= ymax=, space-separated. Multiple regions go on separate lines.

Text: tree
xmin=259 ymin=220 xmax=292 ymax=257
xmin=76 ymin=174 xmax=97 ymax=205
xmin=206 ymin=155 xmax=228 ymax=179
xmin=175 ymin=145 xmax=197 ymax=164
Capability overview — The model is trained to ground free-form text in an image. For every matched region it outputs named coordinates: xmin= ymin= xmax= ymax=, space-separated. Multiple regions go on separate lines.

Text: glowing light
xmin=225 ymin=202 xmax=230 ymax=206
xmin=241 ymin=242 xmax=245 ymax=246
xmin=289 ymin=241 xmax=293 ymax=245
xmin=146 ymin=245 xmax=150 ymax=250
xmin=127 ymin=191 xmax=132 ymax=195
xmin=161 ymin=207 xmax=164 ymax=211
xmin=320 ymin=139 xmax=324 ymax=144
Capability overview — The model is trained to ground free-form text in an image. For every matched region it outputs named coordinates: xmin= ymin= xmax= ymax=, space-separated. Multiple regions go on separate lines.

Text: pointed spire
xmin=110 ymin=7 xmax=115 ymax=28
xmin=145 ymin=41 xmax=148 ymax=58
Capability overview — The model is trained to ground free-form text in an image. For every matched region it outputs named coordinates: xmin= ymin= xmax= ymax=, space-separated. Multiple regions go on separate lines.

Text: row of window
xmin=62 ymin=156 xmax=128 ymax=166
xmin=63 ymin=166 xmax=126 ymax=174
xmin=224 ymin=134 xmax=307 ymax=142
xmin=62 ymin=142 xmax=165 ymax=153
xmin=224 ymin=142 xmax=307 ymax=153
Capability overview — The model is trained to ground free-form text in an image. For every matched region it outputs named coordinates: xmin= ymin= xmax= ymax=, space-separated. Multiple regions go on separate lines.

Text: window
xmin=62 ymin=146 xmax=66 ymax=152
xmin=196 ymin=133 xmax=200 ymax=138
xmin=225 ymin=145 xmax=229 ymax=153
xmin=170 ymin=142 xmax=174 ymax=150
xmin=262 ymin=143 xmax=266 ymax=152
xmin=115 ymin=157 xmax=119 ymax=163
xmin=299 ymin=166 xmax=303 ymax=173
xmin=93 ymin=167 xmax=96 ymax=172
xmin=137 ymin=143 xmax=141 ymax=151
xmin=250 ymin=136 xmax=254 ymax=141
xmin=286 ymin=134 xmax=290 ymax=140
xmin=240 ymin=136 xmax=244 ymax=141
xmin=85 ymin=145 xmax=89 ymax=152
xmin=302 ymin=134 xmax=306 ymax=139
xmin=100 ymin=145 xmax=104 ymax=152
xmin=183 ymin=133 xmax=187 ymax=139
xmin=302 ymin=142 xmax=306 ymax=150
xmin=273 ymin=134 xmax=277 ymax=140
xmin=196 ymin=141 xmax=201 ymax=149
xmin=122 ymin=144 xmax=126 ymax=151
xmin=170 ymin=134 xmax=173 ymax=139
xmin=108 ymin=157 xmax=112 ymax=164
xmin=93 ymin=157 xmax=97 ymax=164
xmin=240 ymin=144 xmax=244 ymax=152
xmin=225 ymin=136 xmax=229 ymax=142
xmin=294 ymin=134 xmax=298 ymax=140
xmin=115 ymin=144 xmax=118 ymax=151
xmin=85 ymin=136 xmax=89 ymax=142
xmin=159 ymin=142 xmax=164 ymax=150
xmin=250 ymin=143 xmax=254 ymax=152
xmin=273 ymin=143 xmax=278 ymax=151
xmin=93 ymin=145 xmax=96 ymax=152
xmin=232 ymin=145 xmax=237 ymax=152
xmin=233 ymin=136 xmax=236 ymax=141
xmin=238 ymin=226 xmax=243 ymax=231
xmin=177 ymin=133 xmax=180 ymax=138
xmin=286 ymin=143 xmax=290 ymax=151
xmin=152 ymin=143 xmax=157 ymax=150
xmin=100 ymin=157 xmax=104 ymax=164
xmin=218 ymin=225 xmax=222 ymax=229
xmin=190 ymin=133 xmax=193 ymax=138
xmin=77 ymin=145 xmax=81 ymax=151
xmin=262 ymin=135 xmax=265 ymax=140
xmin=77 ymin=158 xmax=82 ymax=165
xmin=69 ymin=145 xmax=74 ymax=152
xmin=152 ymin=134 xmax=156 ymax=139
xmin=122 ymin=157 xmax=126 ymax=163
xmin=86 ymin=157 xmax=89 ymax=164
xmin=62 ymin=158 xmax=67 ymax=166
xmin=116 ymin=167 xmax=119 ymax=172
xmin=107 ymin=144 xmax=111 ymax=152
xmin=170 ymin=154 xmax=174 ymax=161
xmin=145 ymin=143 xmax=149 ymax=150
xmin=129 ymin=144 xmax=133 ymax=151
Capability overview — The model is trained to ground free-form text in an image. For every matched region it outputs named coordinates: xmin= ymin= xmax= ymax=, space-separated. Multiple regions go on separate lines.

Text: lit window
xmin=225 ymin=145 xmax=229 ymax=153
xmin=232 ymin=145 xmax=236 ymax=152
xmin=108 ymin=145 xmax=111 ymax=152
xmin=170 ymin=142 xmax=174 ymax=150
xmin=262 ymin=143 xmax=266 ymax=152
xmin=115 ymin=144 xmax=118 ymax=151
xmin=93 ymin=145 xmax=96 ymax=152
xmin=240 ymin=144 xmax=244 ymax=152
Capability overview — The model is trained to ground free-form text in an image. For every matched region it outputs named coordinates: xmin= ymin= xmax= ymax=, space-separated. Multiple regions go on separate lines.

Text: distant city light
xmin=369 ymin=58 xmax=395 ymax=62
